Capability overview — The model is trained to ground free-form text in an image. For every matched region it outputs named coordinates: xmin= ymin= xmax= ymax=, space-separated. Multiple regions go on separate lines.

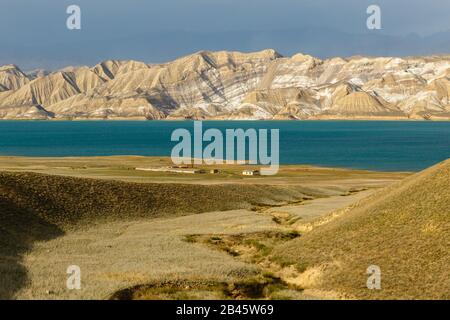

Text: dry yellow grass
xmin=0 ymin=156 xmax=409 ymax=186
xmin=0 ymin=157 xmax=408 ymax=300
xmin=0 ymin=170 xmax=325 ymax=299
xmin=17 ymin=210 xmax=278 ymax=300
xmin=271 ymin=159 xmax=450 ymax=299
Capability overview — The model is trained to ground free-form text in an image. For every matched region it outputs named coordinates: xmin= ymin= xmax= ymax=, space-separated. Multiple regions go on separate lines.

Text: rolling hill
xmin=0 ymin=170 xmax=316 ymax=299
xmin=271 ymin=159 xmax=450 ymax=299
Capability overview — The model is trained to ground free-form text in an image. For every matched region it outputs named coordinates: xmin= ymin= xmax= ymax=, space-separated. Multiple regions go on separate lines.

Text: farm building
xmin=242 ymin=170 xmax=260 ymax=176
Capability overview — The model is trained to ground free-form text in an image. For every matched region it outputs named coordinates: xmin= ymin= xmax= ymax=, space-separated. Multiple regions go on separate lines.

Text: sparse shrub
xmin=295 ymin=261 xmax=309 ymax=273
xmin=269 ymin=256 xmax=297 ymax=268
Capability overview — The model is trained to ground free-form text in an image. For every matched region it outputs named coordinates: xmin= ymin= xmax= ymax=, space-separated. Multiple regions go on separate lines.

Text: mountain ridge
xmin=1 ymin=49 xmax=450 ymax=120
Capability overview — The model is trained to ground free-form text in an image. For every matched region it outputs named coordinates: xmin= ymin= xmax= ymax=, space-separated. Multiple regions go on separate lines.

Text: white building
xmin=242 ymin=170 xmax=260 ymax=176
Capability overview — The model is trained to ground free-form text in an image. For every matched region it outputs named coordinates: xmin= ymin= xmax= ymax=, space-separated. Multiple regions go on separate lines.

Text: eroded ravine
xmin=110 ymin=189 xmax=375 ymax=300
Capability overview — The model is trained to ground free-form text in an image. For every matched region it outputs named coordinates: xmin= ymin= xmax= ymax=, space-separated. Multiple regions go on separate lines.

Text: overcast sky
xmin=2 ymin=0 xmax=450 ymax=69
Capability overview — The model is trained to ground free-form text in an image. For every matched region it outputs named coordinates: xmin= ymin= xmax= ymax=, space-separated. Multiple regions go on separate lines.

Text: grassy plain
xmin=0 ymin=156 xmax=413 ymax=299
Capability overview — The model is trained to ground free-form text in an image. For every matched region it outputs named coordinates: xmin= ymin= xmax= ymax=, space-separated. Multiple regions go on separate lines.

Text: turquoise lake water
xmin=0 ymin=120 xmax=449 ymax=172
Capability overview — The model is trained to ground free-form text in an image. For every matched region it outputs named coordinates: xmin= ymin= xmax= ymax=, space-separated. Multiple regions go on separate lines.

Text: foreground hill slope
xmin=1 ymin=50 xmax=450 ymax=119
xmin=0 ymin=171 xmax=317 ymax=299
xmin=272 ymin=159 xmax=450 ymax=299
xmin=0 ymin=171 xmax=317 ymax=233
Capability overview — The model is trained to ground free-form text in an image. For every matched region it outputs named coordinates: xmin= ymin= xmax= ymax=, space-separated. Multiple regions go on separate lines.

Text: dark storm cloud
xmin=1 ymin=0 xmax=450 ymax=69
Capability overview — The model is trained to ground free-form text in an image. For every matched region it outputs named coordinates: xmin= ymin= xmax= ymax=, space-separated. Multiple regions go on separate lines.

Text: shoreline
xmin=0 ymin=155 xmax=415 ymax=174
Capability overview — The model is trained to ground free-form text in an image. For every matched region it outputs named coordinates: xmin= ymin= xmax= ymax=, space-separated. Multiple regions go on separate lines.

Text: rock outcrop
xmin=1 ymin=50 xmax=450 ymax=120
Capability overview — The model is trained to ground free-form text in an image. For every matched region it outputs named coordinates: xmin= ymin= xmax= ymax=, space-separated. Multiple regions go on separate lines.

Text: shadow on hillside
xmin=0 ymin=170 xmax=317 ymax=299
xmin=0 ymin=196 xmax=64 ymax=300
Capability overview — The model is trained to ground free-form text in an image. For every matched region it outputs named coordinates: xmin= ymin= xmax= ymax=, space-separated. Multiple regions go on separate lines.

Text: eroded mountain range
xmin=1 ymin=49 xmax=450 ymax=120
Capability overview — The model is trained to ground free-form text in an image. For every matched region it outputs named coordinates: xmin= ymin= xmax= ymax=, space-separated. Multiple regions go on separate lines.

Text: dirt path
xmin=266 ymin=189 xmax=375 ymax=223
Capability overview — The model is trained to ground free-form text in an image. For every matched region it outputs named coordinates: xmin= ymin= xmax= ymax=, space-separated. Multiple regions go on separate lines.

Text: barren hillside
xmin=1 ymin=50 xmax=450 ymax=120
